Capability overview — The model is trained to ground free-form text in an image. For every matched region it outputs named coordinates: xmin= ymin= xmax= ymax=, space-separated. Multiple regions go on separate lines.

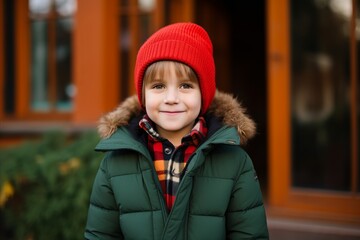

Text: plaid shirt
xmin=139 ymin=115 xmax=208 ymax=210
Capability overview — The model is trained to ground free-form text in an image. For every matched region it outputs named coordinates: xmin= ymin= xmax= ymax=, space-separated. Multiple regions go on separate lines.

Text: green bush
xmin=0 ymin=130 xmax=103 ymax=240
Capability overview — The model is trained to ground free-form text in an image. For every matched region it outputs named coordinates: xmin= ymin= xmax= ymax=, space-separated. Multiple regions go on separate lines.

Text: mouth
xmin=160 ymin=111 xmax=184 ymax=115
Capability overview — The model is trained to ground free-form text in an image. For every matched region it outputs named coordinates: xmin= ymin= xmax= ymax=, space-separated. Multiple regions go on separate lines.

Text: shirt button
xmin=164 ymin=148 xmax=172 ymax=155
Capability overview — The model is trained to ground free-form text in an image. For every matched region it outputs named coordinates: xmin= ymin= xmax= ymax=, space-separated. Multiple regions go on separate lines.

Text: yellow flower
xmin=59 ymin=163 xmax=70 ymax=175
xmin=59 ymin=157 xmax=81 ymax=175
xmin=0 ymin=181 xmax=15 ymax=207
xmin=68 ymin=157 xmax=81 ymax=170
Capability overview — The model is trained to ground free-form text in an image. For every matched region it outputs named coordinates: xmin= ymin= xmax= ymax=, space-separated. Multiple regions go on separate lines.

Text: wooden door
xmin=267 ymin=0 xmax=360 ymax=223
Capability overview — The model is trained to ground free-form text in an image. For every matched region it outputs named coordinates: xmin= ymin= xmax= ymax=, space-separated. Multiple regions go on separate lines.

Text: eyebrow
xmin=178 ymin=77 xmax=197 ymax=83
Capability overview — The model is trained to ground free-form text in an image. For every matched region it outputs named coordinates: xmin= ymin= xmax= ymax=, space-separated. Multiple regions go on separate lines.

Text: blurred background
xmin=0 ymin=0 xmax=359 ymax=239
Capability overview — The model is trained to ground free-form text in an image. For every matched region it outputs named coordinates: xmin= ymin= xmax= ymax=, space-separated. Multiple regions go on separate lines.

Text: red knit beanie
xmin=135 ymin=22 xmax=216 ymax=115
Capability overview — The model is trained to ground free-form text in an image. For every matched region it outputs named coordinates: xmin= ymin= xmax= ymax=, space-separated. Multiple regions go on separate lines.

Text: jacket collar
xmin=97 ymin=90 xmax=256 ymax=146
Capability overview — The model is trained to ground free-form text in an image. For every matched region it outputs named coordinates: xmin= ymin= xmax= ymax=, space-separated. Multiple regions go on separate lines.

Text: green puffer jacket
xmin=85 ymin=91 xmax=269 ymax=240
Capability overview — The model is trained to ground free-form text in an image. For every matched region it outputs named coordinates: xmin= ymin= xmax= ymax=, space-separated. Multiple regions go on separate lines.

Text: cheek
xmin=190 ymin=93 xmax=202 ymax=115
xmin=144 ymin=95 xmax=150 ymax=111
xmin=144 ymin=92 xmax=156 ymax=111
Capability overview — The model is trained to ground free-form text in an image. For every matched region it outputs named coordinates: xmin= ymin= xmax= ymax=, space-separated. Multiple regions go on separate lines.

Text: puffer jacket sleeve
xmin=226 ymin=150 xmax=269 ymax=239
xmin=84 ymin=153 xmax=123 ymax=240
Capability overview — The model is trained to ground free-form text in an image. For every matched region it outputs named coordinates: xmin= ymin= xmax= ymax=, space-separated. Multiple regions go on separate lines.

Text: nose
xmin=164 ymin=87 xmax=179 ymax=104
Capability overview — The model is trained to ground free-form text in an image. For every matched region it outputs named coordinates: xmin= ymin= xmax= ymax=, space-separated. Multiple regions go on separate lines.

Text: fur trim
xmin=97 ymin=95 xmax=141 ymax=139
xmin=98 ymin=90 xmax=256 ymax=145
xmin=207 ymin=90 xmax=256 ymax=145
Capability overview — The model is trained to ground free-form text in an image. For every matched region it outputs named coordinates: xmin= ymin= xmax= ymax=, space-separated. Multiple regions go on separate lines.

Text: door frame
xmin=266 ymin=0 xmax=360 ymax=224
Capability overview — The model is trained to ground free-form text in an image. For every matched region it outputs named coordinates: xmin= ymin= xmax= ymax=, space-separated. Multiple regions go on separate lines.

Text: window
xmin=29 ymin=0 xmax=75 ymax=113
xmin=118 ymin=0 xmax=162 ymax=99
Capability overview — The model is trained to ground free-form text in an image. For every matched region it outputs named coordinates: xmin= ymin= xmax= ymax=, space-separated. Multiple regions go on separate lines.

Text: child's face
xmin=143 ymin=61 xmax=201 ymax=141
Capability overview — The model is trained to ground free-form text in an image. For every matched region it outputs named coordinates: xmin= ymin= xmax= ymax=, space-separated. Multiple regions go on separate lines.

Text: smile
xmin=160 ymin=111 xmax=184 ymax=115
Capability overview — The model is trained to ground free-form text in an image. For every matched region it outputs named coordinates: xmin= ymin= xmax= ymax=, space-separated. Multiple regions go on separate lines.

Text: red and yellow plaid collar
xmin=139 ymin=115 xmax=208 ymax=146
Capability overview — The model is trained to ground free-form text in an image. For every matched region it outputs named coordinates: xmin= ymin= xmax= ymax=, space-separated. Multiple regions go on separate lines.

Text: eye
xmin=151 ymin=83 xmax=165 ymax=89
xmin=180 ymin=83 xmax=193 ymax=89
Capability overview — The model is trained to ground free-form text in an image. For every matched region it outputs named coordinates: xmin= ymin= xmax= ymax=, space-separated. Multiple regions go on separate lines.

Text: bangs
xmin=143 ymin=61 xmax=198 ymax=84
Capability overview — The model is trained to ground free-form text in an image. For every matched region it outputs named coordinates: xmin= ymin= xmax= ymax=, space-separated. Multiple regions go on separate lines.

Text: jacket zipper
xmin=141 ymin=154 xmax=169 ymax=222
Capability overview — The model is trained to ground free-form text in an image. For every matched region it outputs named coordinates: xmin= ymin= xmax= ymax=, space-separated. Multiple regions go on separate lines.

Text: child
xmin=85 ymin=22 xmax=268 ymax=239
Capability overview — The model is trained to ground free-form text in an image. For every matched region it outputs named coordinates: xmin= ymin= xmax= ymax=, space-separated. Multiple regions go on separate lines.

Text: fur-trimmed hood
xmin=98 ymin=90 xmax=256 ymax=145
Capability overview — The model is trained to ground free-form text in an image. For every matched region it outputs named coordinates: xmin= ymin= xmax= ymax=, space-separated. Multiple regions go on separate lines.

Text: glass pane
xmin=31 ymin=20 xmax=49 ymax=111
xmin=138 ymin=0 xmax=156 ymax=12
xmin=29 ymin=0 xmax=52 ymax=15
xmin=120 ymin=0 xmax=129 ymax=7
xmin=291 ymin=0 xmax=352 ymax=191
xmin=56 ymin=18 xmax=73 ymax=111
xmin=139 ymin=14 xmax=152 ymax=44
xmin=119 ymin=15 xmax=130 ymax=100
xmin=55 ymin=0 xmax=77 ymax=16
